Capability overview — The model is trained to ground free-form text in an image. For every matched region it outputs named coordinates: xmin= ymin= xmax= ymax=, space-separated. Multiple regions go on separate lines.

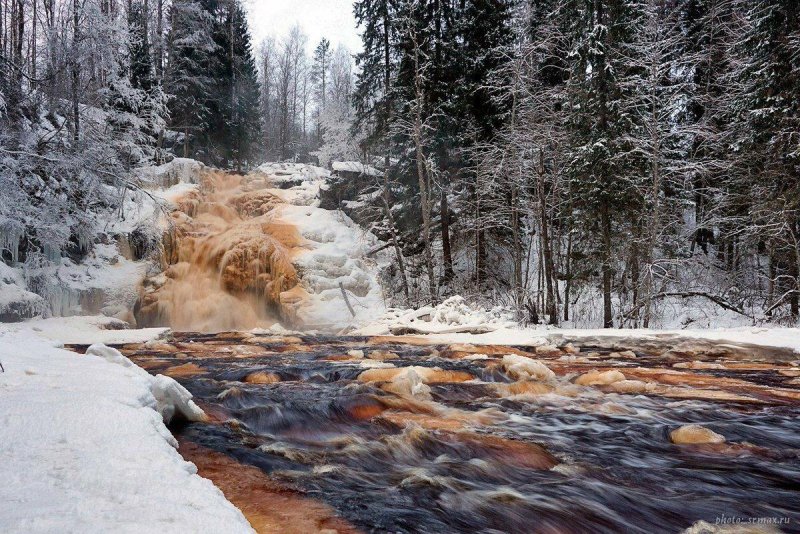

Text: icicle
xmin=0 ymin=220 xmax=24 ymax=265
xmin=43 ymin=243 xmax=62 ymax=264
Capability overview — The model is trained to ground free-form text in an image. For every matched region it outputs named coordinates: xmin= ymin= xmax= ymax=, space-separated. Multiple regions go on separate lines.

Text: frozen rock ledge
xmin=0 ymin=335 xmax=254 ymax=534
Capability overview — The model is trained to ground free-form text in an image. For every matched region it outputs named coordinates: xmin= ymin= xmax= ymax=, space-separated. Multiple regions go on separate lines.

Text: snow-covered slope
xmin=0 ymin=333 xmax=253 ymax=534
xmin=0 ymin=158 xmax=205 ymax=324
xmin=257 ymin=163 xmax=386 ymax=330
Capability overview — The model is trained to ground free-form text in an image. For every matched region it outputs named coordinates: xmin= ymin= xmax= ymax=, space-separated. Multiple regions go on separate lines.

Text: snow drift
xmin=0 ymin=334 xmax=252 ymax=533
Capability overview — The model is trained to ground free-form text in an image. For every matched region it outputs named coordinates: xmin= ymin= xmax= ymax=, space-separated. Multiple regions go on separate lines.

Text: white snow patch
xmin=253 ymin=163 xmax=386 ymax=331
xmin=0 ymin=315 xmax=169 ymax=345
xmin=332 ymin=161 xmax=382 ymax=177
xmin=0 ymin=334 xmax=253 ymax=534
xmin=85 ymin=343 xmax=206 ymax=424
xmin=354 ymin=296 xmax=515 ymax=336
xmin=276 ymin=203 xmax=384 ymax=329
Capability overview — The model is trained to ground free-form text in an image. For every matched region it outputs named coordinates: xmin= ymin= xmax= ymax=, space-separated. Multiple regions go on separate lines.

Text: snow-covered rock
xmin=331 ymin=161 xmax=382 ymax=177
xmin=250 ymin=163 xmax=385 ymax=331
xmin=0 ymin=281 xmax=45 ymax=321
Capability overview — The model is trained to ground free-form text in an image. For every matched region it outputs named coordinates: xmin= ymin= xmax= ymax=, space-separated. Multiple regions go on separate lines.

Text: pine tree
xmin=166 ymin=0 xmax=216 ymax=158
xmin=565 ymin=0 xmax=649 ymax=328
xmin=222 ymin=0 xmax=261 ymax=169
xmin=737 ymin=0 xmax=800 ymax=317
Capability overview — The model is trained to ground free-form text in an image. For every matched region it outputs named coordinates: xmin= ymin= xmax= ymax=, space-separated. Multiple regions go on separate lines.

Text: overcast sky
xmin=244 ymin=0 xmax=362 ymax=54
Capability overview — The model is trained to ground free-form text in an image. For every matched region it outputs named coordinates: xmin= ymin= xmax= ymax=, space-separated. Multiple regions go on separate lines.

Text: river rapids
xmin=91 ymin=333 xmax=800 ymax=533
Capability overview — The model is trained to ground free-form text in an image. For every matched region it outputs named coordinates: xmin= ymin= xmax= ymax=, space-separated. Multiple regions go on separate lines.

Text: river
xmin=98 ymin=332 xmax=800 ymax=533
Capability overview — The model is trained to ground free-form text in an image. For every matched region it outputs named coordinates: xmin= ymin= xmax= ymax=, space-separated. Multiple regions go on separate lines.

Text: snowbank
xmin=354 ymin=297 xmax=800 ymax=358
xmin=355 ymin=296 xmax=515 ymax=336
xmin=0 ymin=334 xmax=253 ymax=534
xmin=0 ymin=315 xmax=169 ymax=345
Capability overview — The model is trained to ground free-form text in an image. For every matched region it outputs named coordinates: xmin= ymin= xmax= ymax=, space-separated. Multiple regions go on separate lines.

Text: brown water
xmin=111 ymin=334 xmax=800 ymax=533
xmin=135 ymin=172 xmax=302 ymax=332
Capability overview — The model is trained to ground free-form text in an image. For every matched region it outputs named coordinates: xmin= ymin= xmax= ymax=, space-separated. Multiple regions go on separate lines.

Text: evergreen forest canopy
xmin=0 ymin=0 xmax=798 ymax=328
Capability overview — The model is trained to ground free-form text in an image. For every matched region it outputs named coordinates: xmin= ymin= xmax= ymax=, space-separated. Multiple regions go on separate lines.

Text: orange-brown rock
xmin=575 ymin=369 xmax=626 ymax=386
xmin=244 ymin=371 xmax=281 ymax=384
xmin=670 ymin=424 xmax=725 ymax=445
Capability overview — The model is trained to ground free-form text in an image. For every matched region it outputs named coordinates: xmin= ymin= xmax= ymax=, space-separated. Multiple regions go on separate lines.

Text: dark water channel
xmin=118 ymin=333 xmax=800 ymax=534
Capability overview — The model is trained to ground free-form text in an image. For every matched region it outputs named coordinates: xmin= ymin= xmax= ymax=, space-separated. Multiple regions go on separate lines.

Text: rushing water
xmin=136 ymin=171 xmax=299 ymax=332
xmin=117 ymin=334 xmax=800 ymax=533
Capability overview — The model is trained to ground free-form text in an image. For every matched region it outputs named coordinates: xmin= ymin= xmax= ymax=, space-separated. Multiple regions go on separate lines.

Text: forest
xmin=0 ymin=0 xmax=798 ymax=328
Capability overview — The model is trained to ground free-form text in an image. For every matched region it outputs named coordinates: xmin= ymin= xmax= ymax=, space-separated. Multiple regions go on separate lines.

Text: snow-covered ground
xmin=0 ymin=314 xmax=169 ymax=345
xmin=0 ymin=329 xmax=253 ymax=534
xmin=353 ymin=296 xmax=800 ymax=357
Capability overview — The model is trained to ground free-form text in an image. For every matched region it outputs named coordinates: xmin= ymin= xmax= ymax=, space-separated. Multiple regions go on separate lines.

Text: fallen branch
xmin=764 ymin=289 xmax=798 ymax=316
xmin=339 ymin=282 xmax=356 ymax=317
xmin=366 ymin=221 xmax=442 ymax=257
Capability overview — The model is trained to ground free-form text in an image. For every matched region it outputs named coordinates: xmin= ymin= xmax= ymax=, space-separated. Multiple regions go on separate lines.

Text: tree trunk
xmin=792 ymin=241 xmax=800 ymax=319
xmin=156 ymin=0 xmax=163 ymax=79
xmin=564 ymin=230 xmax=573 ymax=322
xmin=71 ymin=0 xmax=80 ymax=145
xmin=410 ymin=28 xmax=436 ymax=304
xmin=601 ymin=204 xmax=613 ymax=328
xmin=31 ymin=0 xmax=36 ymax=83
xmin=537 ymin=152 xmax=557 ymax=325
xmin=440 ymin=184 xmax=454 ymax=282
xmin=511 ymin=187 xmax=523 ymax=318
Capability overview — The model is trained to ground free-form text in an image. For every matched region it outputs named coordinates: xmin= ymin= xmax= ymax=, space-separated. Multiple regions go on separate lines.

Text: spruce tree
xmin=128 ymin=2 xmax=154 ymax=93
xmin=737 ymin=0 xmax=800 ymax=316
xmin=166 ymin=0 xmax=216 ymax=158
xmin=566 ymin=0 xmax=648 ymax=328
xmin=353 ymin=0 xmax=399 ymax=158
xmin=224 ymin=0 xmax=261 ymax=169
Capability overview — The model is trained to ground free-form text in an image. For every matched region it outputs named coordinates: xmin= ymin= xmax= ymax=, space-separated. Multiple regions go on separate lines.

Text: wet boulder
xmin=670 ymin=424 xmax=726 ymax=445
xmin=501 ymin=354 xmax=556 ymax=382
xmin=575 ymin=369 xmax=626 ymax=386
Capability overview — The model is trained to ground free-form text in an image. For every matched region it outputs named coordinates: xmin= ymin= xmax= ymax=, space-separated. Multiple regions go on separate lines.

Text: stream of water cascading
xmin=135 ymin=171 xmax=302 ymax=332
